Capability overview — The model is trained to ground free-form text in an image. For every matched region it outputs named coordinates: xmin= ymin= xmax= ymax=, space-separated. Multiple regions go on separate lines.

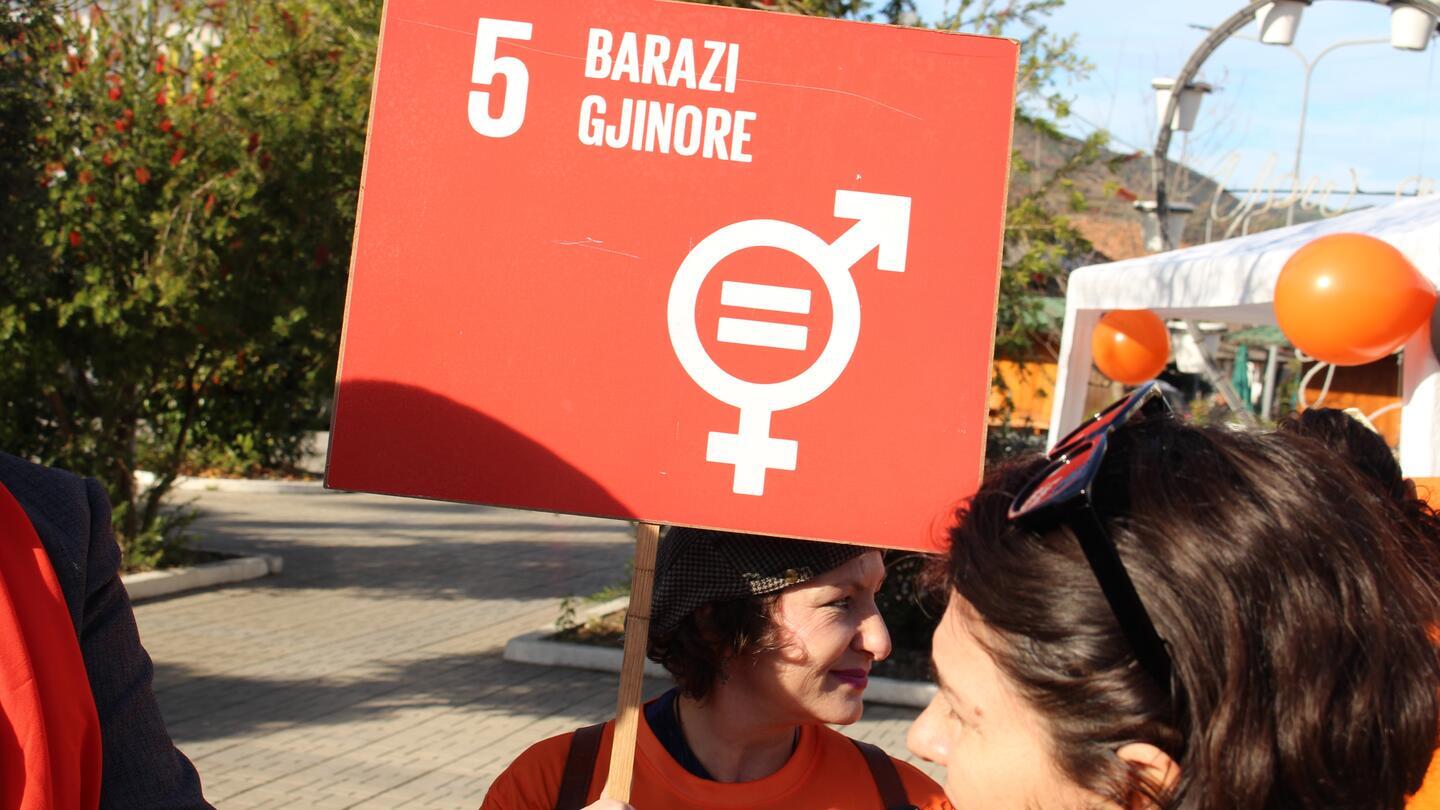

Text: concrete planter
xmin=136 ymin=470 xmax=324 ymax=495
xmin=123 ymin=554 xmax=282 ymax=601
xmin=502 ymin=597 xmax=937 ymax=709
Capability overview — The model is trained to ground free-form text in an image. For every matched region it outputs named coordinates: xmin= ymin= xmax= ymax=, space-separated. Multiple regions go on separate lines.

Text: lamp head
xmin=1390 ymin=2 xmax=1438 ymax=51
xmin=1256 ymin=1 xmax=1312 ymax=46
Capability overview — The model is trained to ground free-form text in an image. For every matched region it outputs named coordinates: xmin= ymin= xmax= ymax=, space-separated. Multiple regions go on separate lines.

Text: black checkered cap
xmin=648 ymin=526 xmax=867 ymax=637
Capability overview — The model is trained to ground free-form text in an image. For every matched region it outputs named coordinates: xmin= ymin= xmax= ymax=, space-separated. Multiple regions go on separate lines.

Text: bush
xmin=0 ymin=0 xmax=377 ymax=563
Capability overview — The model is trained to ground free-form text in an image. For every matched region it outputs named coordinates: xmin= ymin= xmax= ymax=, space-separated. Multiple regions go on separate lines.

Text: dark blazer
xmin=1 ymin=452 xmax=211 ymax=809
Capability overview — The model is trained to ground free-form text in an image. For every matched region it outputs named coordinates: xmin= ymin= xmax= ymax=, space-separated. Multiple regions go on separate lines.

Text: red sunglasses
xmin=1008 ymin=381 xmax=1174 ymax=691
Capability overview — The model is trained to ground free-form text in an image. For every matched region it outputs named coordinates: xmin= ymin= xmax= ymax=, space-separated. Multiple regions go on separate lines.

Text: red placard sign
xmin=328 ymin=0 xmax=1017 ymax=551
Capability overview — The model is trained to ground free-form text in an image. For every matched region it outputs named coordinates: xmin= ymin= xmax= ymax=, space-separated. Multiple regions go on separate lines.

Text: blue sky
xmin=913 ymin=0 xmax=1440 ymax=209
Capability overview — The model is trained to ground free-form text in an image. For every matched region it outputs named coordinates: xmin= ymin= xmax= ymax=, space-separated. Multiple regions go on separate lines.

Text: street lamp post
xmin=1178 ymin=23 xmax=1391 ymax=228
xmin=1143 ymin=0 xmax=1440 ymax=423
xmin=1152 ymin=0 xmax=1440 ymax=249
xmin=1283 ymin=36 xmax=1390 ymax=224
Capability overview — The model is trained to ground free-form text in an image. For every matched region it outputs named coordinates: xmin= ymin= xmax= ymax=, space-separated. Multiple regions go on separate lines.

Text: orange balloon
xmin=1275 ymin=233 xmax=1437 ymax=366
xmin=1092 ymin=310 xmax=1170 ymax=384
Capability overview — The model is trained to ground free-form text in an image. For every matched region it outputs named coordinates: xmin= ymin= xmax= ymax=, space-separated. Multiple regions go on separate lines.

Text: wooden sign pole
xmin=602 ymin=521 xmax=661 ymax=803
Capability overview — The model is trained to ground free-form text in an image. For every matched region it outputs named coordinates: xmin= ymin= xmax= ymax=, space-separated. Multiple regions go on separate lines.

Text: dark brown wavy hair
xmin=646 ymin=595 xmax=783 ymax=701
xmin=1278 ymin=407 xmax=1440 ymax=550
xmin=943 ymin=417 xmax=1440 ymax=808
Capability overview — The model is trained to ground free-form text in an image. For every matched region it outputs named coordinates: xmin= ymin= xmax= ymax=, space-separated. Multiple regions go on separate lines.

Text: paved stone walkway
xmin=133 ymin=487 xmax=940 ymax=808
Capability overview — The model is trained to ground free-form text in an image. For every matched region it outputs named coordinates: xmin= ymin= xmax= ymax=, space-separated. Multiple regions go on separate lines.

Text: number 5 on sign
xmin=468 ymin=18 xmax=532 ymax=138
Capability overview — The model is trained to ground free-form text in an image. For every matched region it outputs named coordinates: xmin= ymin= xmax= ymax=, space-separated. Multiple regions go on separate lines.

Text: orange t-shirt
xmin=481 ymin=714 xmax=952 ymax=810
xmin=1411 ymin=478 xmax=1440 ymax=810
xmin=1410 ymin=754 xmax=1440 ymax=810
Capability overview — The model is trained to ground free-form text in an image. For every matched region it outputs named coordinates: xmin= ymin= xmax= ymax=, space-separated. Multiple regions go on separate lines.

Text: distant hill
xmin=1008 ymin=120 xmax=1313 ymax=264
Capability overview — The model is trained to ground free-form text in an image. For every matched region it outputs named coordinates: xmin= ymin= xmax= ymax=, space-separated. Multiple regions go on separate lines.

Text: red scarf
xmin=0 ymin=481 xmax=102 ymax=809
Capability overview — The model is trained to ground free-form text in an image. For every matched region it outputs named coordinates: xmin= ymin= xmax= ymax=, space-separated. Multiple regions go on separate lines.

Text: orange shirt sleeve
xmin=481 ymin=731 xmax=576 ymax=810
xmin=893 ymin=757 xmax=954 ymax=810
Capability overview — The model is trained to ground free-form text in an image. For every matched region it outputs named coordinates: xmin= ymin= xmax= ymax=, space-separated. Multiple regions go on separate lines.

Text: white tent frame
xmin=1049 ymin=193 xmax=1440 ymax=476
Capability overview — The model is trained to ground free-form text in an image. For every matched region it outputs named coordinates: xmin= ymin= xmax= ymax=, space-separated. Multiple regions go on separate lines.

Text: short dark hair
xmin=1279 ymin=407 xmax=1440 ymax=547
xmin=942 ymin=418 xmax=1440 ymax=808
xmin=646 ymin=594 xmax=782 ymax=701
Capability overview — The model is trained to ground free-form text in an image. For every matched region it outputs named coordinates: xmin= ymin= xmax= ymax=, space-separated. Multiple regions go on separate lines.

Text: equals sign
xmin=715 ymin=281 xmax=811 ymax=351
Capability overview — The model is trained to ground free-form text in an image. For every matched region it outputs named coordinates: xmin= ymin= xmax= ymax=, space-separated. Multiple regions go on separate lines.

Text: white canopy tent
xmin=1050 ymin=193 xmax=1440 ymax=476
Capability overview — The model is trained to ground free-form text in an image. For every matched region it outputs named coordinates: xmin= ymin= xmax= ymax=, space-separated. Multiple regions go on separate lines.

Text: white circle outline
xmin=667 ymin=219 xmax=861 ymax=413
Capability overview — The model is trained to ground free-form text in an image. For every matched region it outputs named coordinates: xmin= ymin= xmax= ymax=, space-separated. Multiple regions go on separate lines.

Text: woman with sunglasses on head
xmin=907 ymin=382 xmax=1440 ymax=809
xmin=483 ymin=527 xmax=951 ymax=810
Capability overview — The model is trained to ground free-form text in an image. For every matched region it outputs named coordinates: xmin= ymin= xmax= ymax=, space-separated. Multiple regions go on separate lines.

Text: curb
xmin=501 ymin=597 xmax=937 ymax=709
xmin=123 ymin=554 xmax=283 ymax=601
xmin=855 ymin=674 xmax=937 ymax=709
xmin=135 ymin=470 xmax=325 ymax=495
xmin=504 ymin=631 xmax=669 ymax=678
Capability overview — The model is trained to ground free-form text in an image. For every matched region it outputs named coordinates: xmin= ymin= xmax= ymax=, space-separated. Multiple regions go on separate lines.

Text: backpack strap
xmin=851 ymin=738 xmax=920 ymax=810
xmin=554 ymin=723 xmax=607 ymax=810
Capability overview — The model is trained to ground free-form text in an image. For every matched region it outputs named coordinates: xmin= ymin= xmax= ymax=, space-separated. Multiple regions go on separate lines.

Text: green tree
xmin=694 ymin=0 xmax=869 ymax=17
xmin=0 ymin=0 xmax=376 ymax=567
xmin=0 ymin=4 xmax=54 ymax=284
xmin=877 ymin=0 xmax=918 ymax=24
xmin=929 ymin=2 xmax=1107 ymax=423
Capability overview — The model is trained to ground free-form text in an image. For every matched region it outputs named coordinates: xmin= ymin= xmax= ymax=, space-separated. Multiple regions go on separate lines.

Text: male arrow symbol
xmin=830 ymin=190 xmax=912 ymax=273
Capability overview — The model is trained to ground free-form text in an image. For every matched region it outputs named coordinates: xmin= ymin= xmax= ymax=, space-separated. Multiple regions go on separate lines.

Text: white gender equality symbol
xmin=667 ymin=189 xmax=911 ymax=496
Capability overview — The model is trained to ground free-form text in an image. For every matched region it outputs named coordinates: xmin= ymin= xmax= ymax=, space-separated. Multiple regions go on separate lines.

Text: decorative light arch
xmin=1151 ymin=0 xmax=1440 ymax=248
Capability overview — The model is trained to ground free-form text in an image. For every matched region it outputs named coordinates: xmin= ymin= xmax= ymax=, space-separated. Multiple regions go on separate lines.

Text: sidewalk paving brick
xmin=133 ymin=488 xmax=943 ymax=808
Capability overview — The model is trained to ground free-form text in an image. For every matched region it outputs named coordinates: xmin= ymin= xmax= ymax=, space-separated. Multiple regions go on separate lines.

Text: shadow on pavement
xmin=172 ymin=530 xmax=633 ymax=602
xmin=155 ymin=651 xmax=668 ymax=745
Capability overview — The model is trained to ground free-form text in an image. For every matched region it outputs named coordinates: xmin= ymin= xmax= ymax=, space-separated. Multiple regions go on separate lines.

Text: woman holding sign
xmin=907 ymin=383 xmax=1440 ymax=808
xmin=482 ymin=527 xmax=950 ymax=809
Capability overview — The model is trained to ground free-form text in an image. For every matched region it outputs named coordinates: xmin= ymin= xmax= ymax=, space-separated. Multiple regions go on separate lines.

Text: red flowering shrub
xmin=2 ymin=0 xmax=377 ymax=564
